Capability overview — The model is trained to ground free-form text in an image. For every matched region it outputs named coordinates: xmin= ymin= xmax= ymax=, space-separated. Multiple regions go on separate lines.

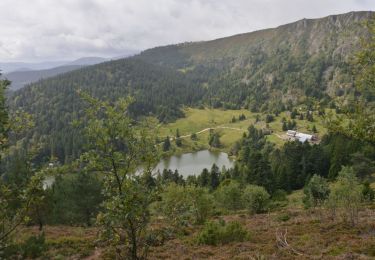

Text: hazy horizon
xmin=0 ymin=0 xmax=373 ymax=63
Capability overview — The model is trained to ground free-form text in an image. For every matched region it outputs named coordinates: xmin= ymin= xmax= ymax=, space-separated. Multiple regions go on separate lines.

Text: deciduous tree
xmin=79 ymin=93 xmax=159 ymax=259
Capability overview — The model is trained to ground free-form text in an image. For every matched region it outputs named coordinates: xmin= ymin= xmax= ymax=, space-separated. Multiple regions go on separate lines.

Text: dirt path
xmin=273 ymin=133 xmax=283 ymax=139
xmin=159 ymin=122 xmax=290 ymax=145
xmin=170 ymin=125 xmax=245 ymax=140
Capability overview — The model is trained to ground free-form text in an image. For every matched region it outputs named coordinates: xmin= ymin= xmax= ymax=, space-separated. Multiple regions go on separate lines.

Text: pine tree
xmin=291 ymin=109 xmax=297 ymax=119
xmin=190 ymin=133 xmax=197 ymax=140
xmin=209 ymin=164 xmax=220 ymax=190
xmin=198 ymin=168 xmax=210 ymax=187
xmin=175 ymin=137 xmax=182 ymax=147
xmin=282 ymin=121 xmax=288 ymax=131
xmin=163 ymin=136 xmax=171 ymax=151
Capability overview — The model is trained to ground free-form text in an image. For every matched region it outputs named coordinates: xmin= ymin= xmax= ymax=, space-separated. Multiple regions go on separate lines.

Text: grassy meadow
xmin=157 ymin=107 xmax=329 ymax=154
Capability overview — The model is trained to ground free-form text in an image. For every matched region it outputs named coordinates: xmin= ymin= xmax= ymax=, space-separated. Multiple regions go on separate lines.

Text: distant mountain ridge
xmin=3 ymin=57 xmax=114 ymax=90
xmin=0 ymin=61 xmax=68 ymax=74
xmin=8 ymin=11 xmax=374 ymax=163
xmin=4 ymin=65 xmax=84 ymax=91
xmin=1 ymin=57 xmax=110 ymax=73
xmin=138 ymin=11 xmax=371 ymax=64
xmin=65 ymin=57 xmax=108 ymax=66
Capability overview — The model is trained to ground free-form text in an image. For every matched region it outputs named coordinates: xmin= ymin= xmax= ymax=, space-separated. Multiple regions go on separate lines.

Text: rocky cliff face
xmin=137 ymin=11 xmax=373 ymax=110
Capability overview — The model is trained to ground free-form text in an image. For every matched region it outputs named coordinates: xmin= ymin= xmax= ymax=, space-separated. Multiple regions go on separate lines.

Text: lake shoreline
xmin=155 ymin=149 xmax=234 ymax=178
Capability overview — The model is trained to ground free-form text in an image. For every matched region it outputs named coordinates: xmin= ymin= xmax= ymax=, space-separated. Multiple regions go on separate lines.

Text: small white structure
xmin=286 ymin=130 xmax=316 ymax=143
xmin=295 ymin=132 xmax=313 ymax=143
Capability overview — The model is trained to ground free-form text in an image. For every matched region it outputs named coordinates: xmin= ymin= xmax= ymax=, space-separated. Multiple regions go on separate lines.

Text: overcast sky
xmin=0 ymin=0 xmax=373 ymax=62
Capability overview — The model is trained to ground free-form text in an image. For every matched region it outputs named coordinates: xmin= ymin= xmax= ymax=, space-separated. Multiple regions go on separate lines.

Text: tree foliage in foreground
xmin=0 ymin=77 xmax=45 ymax=256
xmin=79 ymin=93 xmax=159 ymax=259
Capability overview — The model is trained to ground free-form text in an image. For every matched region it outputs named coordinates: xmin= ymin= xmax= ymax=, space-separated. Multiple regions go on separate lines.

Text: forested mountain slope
xmin=10 ymin=58 xmax=204 ymax=162
xmin=138 ymin=11 xmax=373 ymax=110
xmin=8 ymin=11 xmax=374 ymax=163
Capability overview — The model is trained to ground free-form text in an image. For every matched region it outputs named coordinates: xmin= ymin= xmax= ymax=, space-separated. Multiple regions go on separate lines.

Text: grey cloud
xmin=0 ymin=0 xmax=373 ymax=62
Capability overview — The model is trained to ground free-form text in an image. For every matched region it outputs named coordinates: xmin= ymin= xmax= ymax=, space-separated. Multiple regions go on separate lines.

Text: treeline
xmin=237 ymin=126 xmax=373 ymax=191
xmin=156 ymin=125 xmax=374 ymax=195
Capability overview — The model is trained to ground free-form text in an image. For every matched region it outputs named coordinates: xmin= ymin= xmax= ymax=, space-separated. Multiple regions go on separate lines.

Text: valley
xmin=8 ymin=11 xmax=374 ymax=164
xmin=1 ymin=9 xmax=374 ymax=260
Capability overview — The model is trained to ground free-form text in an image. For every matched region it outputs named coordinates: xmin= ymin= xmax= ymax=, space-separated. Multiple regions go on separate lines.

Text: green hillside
xmin=8 ymin=11 xmax=374 ymax=163
xmin=138 ymin=11 xmax=373 ymax=110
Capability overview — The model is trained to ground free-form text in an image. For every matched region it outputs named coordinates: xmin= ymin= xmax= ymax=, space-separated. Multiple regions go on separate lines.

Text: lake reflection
xmin=154 ymin=150 xmax=234 ymax=177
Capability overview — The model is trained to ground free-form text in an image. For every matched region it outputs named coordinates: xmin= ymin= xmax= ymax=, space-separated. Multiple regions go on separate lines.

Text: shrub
xmin=362 ymin=181 xmax=375 ymax=202
xmin=277 ymin=213 xmax=290 ymax=222
xmin=175 ymin=137 xmax=182 ymax=147
xmin=265 ymin=114 xmax=274 ymax=123
xmin=239 ymin=114 xmax=246 ymax=121
xmin=327 ymin=167 xmax=363 ymax=226
xmin=214 ymin=180 xmax=243 ymax=211
xmin=145 ymin=228 xmax=172 ymax=247
xmin=158 ymin=184 xmax=190 ymax=227
xmin=197 ymin=220 xmax=249 ymax=246
xmin=158 ymin=183 xmax=213 ymax=228
xmin=196 ymin=221 xmax=221 ymax=246
xmin=272 ymin=189 xmax=288 ymax=201
xmin=22 ymin=233 xmax=46 ymax=258
xmin=242 ymin=185 xmax=270 ymax=214
xmin=269 ymin=189 xmax=288 ymax=209
xmin=220 ymin=221 xmax=249 ymax=244
xmin=303 ymin=175 xmax=330 ymax=209
xmin=186 ymin=185 xmax=214 ymax=224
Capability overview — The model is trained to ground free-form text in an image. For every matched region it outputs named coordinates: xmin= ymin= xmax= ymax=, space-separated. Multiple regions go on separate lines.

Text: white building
xmin=286 ymin=130 xmax=315 ymax=143
xmin=295 ymin=132 xmax=314 ymax=143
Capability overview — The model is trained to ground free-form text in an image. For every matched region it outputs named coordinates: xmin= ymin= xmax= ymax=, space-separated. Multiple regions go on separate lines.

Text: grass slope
xmin=158 ymin=107 xmax=328 ymax=154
